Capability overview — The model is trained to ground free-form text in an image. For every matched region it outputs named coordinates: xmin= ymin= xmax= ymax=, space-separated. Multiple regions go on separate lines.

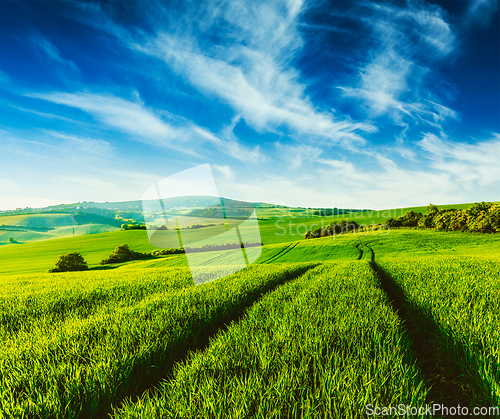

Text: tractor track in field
xmin=195 ymin=247 xmax=242 ymax=266
xmin=362 ymin=243 xmax=476 ymax=417
xmin=109 ymin=263 xmax=318 ymax=418
xmin=259 ymin=241 xmax=299 ymax=264
xmin=322 ymin=244 xmax=339 ymax=261
xmin=355 ymin=243 xmax=363 ymax=260
xmin=354 ymin=243 xmax=374 ymax=261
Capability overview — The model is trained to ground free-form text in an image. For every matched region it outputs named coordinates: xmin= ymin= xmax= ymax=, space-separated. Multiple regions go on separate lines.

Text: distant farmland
xmin=0 ymin=201 xmax=499 ymax=417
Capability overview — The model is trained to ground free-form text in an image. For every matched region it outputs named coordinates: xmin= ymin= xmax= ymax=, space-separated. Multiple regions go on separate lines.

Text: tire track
xmin=108 ymin=263 xmax=319 ymax=417
xmin=194 ymin=248 xmax=242 ymax=266
xmin=354 ymin=243 xmax=363 ymax=260
xmin=322 ymin=244 xmax=339 ymax=261
xmin=259 ymin=241 xmax=299 ymax=264
xmin=364 ymin=242 xmax=375 ymax=262
xmin=363 ymin=243 xmax=476 ymax=417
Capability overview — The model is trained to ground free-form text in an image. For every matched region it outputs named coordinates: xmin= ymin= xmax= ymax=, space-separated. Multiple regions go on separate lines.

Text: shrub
xmin=488 ymin=204 xmax=500 ymax=232
xmin=304 ymin=220 xmax=359 ymax=239
xmin=385 ymin=202 xmax=499 ymax=234
xmin=385 ymin=218 xmax=402 ymax=228
xmin=152 ymin=248 xmax=185 ymax=256
xmin=399 ymin=210 xmax=422 ymax=227
xmin=434 ymin=211 xmax=454 ymax=231
xmin=100 ymin=244 xmax=150 ymax=265
xmin=466 ymin=201 xmax=493 ymax=218
xmin=449 ymin=210 xmax=468 ymax=232
xmin=49 ymin=252 xmax=88 ymax=273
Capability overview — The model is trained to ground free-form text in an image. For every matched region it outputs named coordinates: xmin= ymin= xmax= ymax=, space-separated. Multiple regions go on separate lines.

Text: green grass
xmin=2 ymin=203 xmax=500 ymax=418
xmin=0 ymin=223 xmax=120 ymax=246
xmin=0 ymin=213 xmax=76 ymax=228
xmin=0 ymin=230 xmax=158 ymax=275
xmin=257 ymin=201 xmax=500 ymax=244
xmin=378 ymin=255 xmax=500 ymax=406
xmin=0 ymin=267 xmax=194 ymax=337
xmin=0 ymin=263 xmax=315 ymax=418
xmin=255 ymin=238 xmax=360 ymax=264
xmin=113 ymin=262 xmax=428 ymax=419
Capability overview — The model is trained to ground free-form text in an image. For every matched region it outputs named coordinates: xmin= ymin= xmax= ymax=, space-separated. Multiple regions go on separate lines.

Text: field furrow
xmin=112 ymin=262 xmax=429 ymax=419
xmin=0 ymin=263 xmax=316 ymax=418
xmin=377 ymin=255 xmax=500 ymax=406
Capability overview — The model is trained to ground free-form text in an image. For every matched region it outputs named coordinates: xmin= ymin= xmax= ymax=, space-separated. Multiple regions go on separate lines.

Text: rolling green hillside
xmin=0 ymin=230 xmax=158 ymax=275
xmin=1 ymin=200 xmax=500 ymax=418
xmin=0 ymin=213 xmax=76 ymax=228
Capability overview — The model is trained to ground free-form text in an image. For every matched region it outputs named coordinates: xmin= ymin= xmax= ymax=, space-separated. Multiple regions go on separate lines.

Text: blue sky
xmin=0 ymin=0 xmax=499 ymax=210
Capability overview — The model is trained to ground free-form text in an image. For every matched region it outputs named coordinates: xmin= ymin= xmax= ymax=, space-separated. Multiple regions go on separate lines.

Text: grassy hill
xmin=1 ymin=200 xmax=500 ymax=417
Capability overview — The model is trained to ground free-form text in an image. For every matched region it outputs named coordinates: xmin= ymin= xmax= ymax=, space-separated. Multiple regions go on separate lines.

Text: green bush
xmin=304 ymin=220 xmax=359 ymax=239
xmin=385 ymin=218 xmax=402 ymax=228
xmin=385 ymin=202 xmax=499 ymax=234
xmin=488 ymin=204 xmax=500 ymax=232
xmin=49 ymin=252 xmax=88 ymax=273
xmin=399 ymin=210 xmax=422 ymax=227
xmin=100 ymin=244 xmax=150 ymax=265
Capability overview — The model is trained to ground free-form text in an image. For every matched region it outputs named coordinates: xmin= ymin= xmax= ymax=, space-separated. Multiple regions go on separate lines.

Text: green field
xmin=1 ymin=203 xmax=500 ymax=418
xmin=0 ymin=212 xmax=120 ymax=247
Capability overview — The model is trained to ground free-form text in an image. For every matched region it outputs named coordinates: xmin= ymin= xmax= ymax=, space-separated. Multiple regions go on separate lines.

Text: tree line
xmin=304 ymin=219 xmax=360 ymax=239
xmin=385 ymin=202 xmax=500 ymax=233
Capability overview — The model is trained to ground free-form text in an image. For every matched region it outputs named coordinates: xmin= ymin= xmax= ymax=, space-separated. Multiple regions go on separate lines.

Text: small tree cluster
xmin=304 ymin=220 xmax=360 ymax=239
xmin=100 ymin=244 xmax=150 ymax=265
xmin=385 ymin=202 xmax=500 ymax=233
xmin=121 ymin=223 xmax=147 ymax=230
xmin=49 ymin=252 xmax=88 ymax=273
xmin=386 ymin=210 xmax=423 ymax=228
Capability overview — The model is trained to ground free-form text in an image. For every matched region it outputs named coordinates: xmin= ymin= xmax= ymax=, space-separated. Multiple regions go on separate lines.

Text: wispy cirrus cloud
xmin=98 ymin=0 xmax=375 ymax=146
xmin=213 ymin=164 xmax=236 ymax=182
xmin=40 ymin=130 xmax=114 ymax=156
xmin=466 ymin=0 xmax=499 ymax=25
xmin=27 ymin=91 xmax=263 ymax=163
xmin=30 ymin=32 xmax=79 ymax=75
xmin=277 ymin=143 xmax=322 ymax=170
xmin=309 ymin=131 xmax=500 ymax=208
xmin=340 ymin=1 xmax=458 ymax=128
xmin=419 ymin=132 xmax=500 ymax=187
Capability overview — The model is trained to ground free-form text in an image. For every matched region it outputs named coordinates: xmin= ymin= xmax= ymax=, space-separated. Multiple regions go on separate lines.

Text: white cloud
xmin=28 ymin=91 xmax=263 ymax=162
xmin=41 ymin=130 xmax=114 ymax=155
xmin=278 ymin=143 xmax=322 ymax=170
xmin=466 ymin=0 xmax=499 ymax=25
xmin=29 ymin=92 xmax=179 ymax=144
xmin=31 ymin=33 xmax=79 ymax=74
xmin=340 ymin=1 xmax=457 ymax=128
xmin=122 ymin=0 xmax=373 ymax=146
xmin=419 ymin=132 xmax=500 ymax=187
xmin=9 ymin=105 xmax=88 ymax=124
xmin=213 ymin=164 xmax=236 ymax=182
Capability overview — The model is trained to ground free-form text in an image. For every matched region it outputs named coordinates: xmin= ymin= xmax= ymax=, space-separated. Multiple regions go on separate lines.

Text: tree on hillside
xmin=399 ymin=210 xmax=422 ymax=227
xmin=426 ymin=204 xmax=439 ymax=216
xmin=50 ymin=252 xmax=89 ymax=273
xmin=488 ymin=204 xmax=500 ymax=232
xmin=466 ymin=201 xmax=492 ymax=218
xmin=100 ymin=244 xmax=150 ymax=265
